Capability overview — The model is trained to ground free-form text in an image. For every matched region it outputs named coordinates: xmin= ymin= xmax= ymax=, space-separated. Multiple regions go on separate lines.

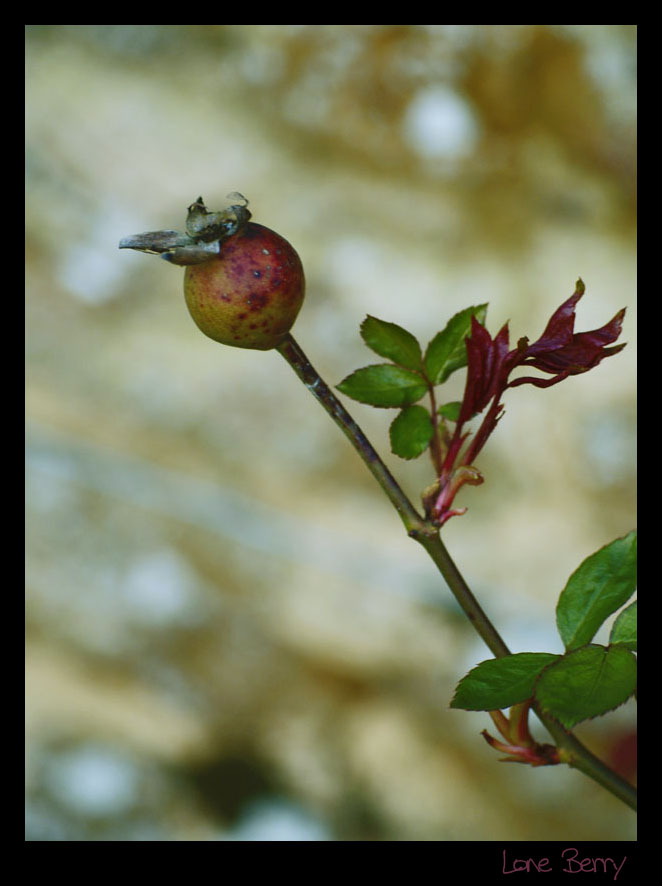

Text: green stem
xmin=533 ymin=705 xmax=637 ymax=810
xmin=413 ymin=530 xmax=511 ymax=658
xmin=276 ymin=334 xmax=423 ymax=534
xmin=275 ymin=332 xmax=636 ymax=813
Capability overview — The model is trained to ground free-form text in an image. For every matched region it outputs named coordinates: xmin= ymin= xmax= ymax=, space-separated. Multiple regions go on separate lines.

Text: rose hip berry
xmin=118 ymin=195 xmax=305 ymax=351
xmin=184 ymin=222 xmax=305 ymax=350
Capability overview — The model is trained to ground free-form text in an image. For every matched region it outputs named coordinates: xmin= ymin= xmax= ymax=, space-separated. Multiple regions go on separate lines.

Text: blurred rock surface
xmin=26 ymin=25 xmax=635 ymax=841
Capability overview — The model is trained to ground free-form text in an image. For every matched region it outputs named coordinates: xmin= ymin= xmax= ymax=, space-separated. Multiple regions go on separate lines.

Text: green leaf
xmin=337 ymin=365 xmax=428 ymax=408
xmin=450 ymin=652 xmax=561 ymax=711
xmin=535 ymin=644 xmax=637 ymax=729
xmin=424 ymin=304 xmax=488 ymax=386
xmin=389 ymin=405 xmax=434 ymax=459
xmin=360 ymin=316 xmax=423 ymax=371
xmin=438 ymin=401 xmax=462 ymax=422
xmin=610 ymin=601 xmax=637 ymax=651
xmin=556 ymin=531 xmax=637 ymax=651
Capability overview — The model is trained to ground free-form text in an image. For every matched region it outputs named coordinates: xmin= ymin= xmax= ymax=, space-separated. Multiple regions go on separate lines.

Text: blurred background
xmin=26 ymin=25 xmax=636 ymax=841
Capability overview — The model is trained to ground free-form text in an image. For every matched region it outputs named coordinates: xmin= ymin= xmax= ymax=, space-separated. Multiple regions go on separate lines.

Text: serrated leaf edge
xmin=336 ymin=364 xmax=428 ymax=408
xmin=556 ymin=531 xmax=637 ymax=651
xmin=389 ymin=406 xmax=434 ymax=460
xmin=424 ymin=304 xmax=489 ymax=385
xmin=533 ymin=643 xmax=637 ymax=730
xmin=450 ymin=652 xmax=561 ymax=711
xmin=359 ymin=315 xmax=424 ymax=371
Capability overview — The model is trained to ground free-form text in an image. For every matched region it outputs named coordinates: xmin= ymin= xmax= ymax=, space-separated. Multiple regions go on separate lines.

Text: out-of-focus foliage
xmin=26 ymin=25 xmax=636 ymax=841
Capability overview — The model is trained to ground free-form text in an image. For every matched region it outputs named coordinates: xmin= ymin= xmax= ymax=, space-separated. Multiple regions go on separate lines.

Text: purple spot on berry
xmin=246 ymin=292 xmax=269 ymax=311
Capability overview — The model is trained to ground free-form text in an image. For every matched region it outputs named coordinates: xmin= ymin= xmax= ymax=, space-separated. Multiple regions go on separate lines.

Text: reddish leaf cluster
xmin=482 ymin=703 xmax=560 ymax=767
xmin=427 ymin=281 xmax=626 ymax=527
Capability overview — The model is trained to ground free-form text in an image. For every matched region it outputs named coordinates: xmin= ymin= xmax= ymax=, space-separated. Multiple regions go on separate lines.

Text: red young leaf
xmin=510 ymin=284 xmax=626 ymax=387
xmin=429 ymin=281 xmax=626 ymax=527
